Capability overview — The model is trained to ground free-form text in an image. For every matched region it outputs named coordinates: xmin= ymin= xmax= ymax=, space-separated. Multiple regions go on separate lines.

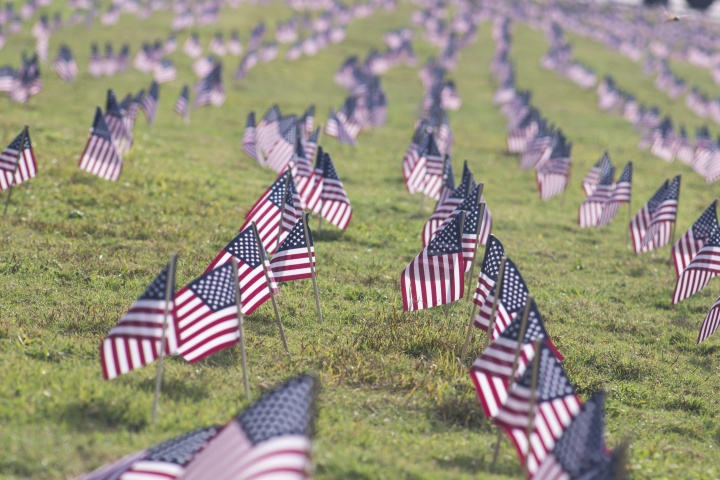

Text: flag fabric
xmin=326 ymin=109 xmax=356 ymax=146
xmin=175 ymin=263 xmax=240 ymax=363
xmin=256 ymin=105 xmax=281 ymax=157
xmin=78 ymin=107 xmax=123 ymax=181
xmin=534 ymin=391 xmax=614 ymax=480
xmin=421 ymin=162 xmax=474 ymax=247
xmin=105 ymin=89 xmax=132 ymax=154
xmin=242 ymin=111 xmax=258 ymax=161
xmin=100 ymin=262 xmax=176 ymax=380
xmin=472 ymin=234 xmax=505 ymax=324
xmin=437 ymin=155 xmax=455 ymax=206
xmin=672 ymin=226 xmax=720 ymax=304
xmin=475 ymin=257 xmax=529 ymax=341
xmin=698 ymin=294 xmax=720 ymax=344
xmin=270 ymin=216 xmax=316 ymax=283
xmin=402 ymin=122 xmax=427 ymax=194
xmin=422 ymin=134 xmax=444 ymax=200
xmin=401 ymin=212 xmax=465 ymax=311
xmin=672 ymin=200 xmax=718 ymax=278
xmin=597 ymin=162 xmax=633 ymax=228
xmin=295 ymin=146 xmax=322 ymax=214
xmin=460 ymin=200 xmax=492 ymax=270
xmin=639 ymin=175 xmax=681 ymax=253
xmin=206 ymin=227 xmax=277 ymax=316
xmin=578 ymin=153 xmax=614 ymax=228
xmin=629 ymin=180 xmax=669 ymax=253
xmin=493 ymin=342 xmax=582 ymax=475
xmin=536 ymin=157 xmax=571 ymax=201
xmin=141 ymin=81 xmax=160 ymax=125
xmin=302 ymin=127 xmax=320 ymax=164
xmin=265 ymin=118 xmax=297 ymax=173
xmin=581 ymin=157 xmax=602 ymax=196
xmin=179 ymin=375 xmax=316 ymax=480
xmin=319 ymin=152 xmax=353 ymax=230
xmin=174 ymin=85 xmax=190 ymax=121
xmin=0 ymin=129 xmax=36 ymax=192
xmin=470 ymin=301 xmax=562 ymax=419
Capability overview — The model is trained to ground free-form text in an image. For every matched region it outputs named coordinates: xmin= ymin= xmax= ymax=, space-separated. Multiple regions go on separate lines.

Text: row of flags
xmin=0 ymin=53 xmax=42 ymax=103
xmin=540 ymin=24 xmax=597 ymax=90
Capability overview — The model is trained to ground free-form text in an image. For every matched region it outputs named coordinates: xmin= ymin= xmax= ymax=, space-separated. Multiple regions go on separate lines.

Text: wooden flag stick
xmin=232 ymin=258 xmax=251 ymax=401
xmin=152 ymin=252 xmax=178 ymax=425
xmin=484 ymin=257 xmax=507 ymax=350
xmin=524 ymin=338 xmax=543 ymax=473
xmin=251 ymin=221 xmax=290 ymax=356
xmin=491 ymin=296 xmax=533 ymax=467
xmin=3 ymin=125 xmax=28 ymax=218
xmin=274 ymin=171 xmax=292 ymax=253
xmin=302 ymin=212 xmax=322 ymax=323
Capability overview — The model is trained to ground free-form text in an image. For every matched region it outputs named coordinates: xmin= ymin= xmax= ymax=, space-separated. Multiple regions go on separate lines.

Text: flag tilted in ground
xmin=673 ymin=226 xmax=720 ymax=304
xmin=100 ymin=261 xmax=176 ymax=380
xmin=597 ymin=161 xmax=633 ymax=228
xmin=0 ymin=128 xmax=36 ymax=191
xmin=460 ymin=200 xmax=492 ymax=270
xmin=242 ymin=111 xmax=258 ymax=161
xmin=437 ymin=155 xmax=455 ymax=206
xmin=78 ymin=107 xmax=123 ymax=181
xmin=141 ymin=81 xmax=159 ymax=125
xmin=175 ymin=263 xmax=239 ymax=363
xmin=270 ymin=216 xmax=316 ymax=282
xmin=472 ymin=234 xmax=505 ymax=322
xmin=470 ymin=301 xmax=563 ymax=419
xmin=581 ymin=156 xmax=603 ymax=197
xmin=421 ymin=161 xmax=474 ymax=247
xmin=402 ymin=122 xmax=427 ymax=194
xmin=326 ymin=108 xmax=356 ymax=146
xmin=534 ymin=391 xmax=616 ymax=480
xmin=206 ymin=226 xmax=277 ymax=315
xmin=401 ymin=211 xmax=465 ymax=311
xmin=639 ymin=175 xmax=680 ymax=253
xmin=475 ymin=257 xmax=530 ymax=340
xmin=174 ymin=84 xmax=190 ymax=121
xmin=320 ymin=152 xmax=353 ymax=230
xmin=78 ymin=375 xmax=316 ymax=480
xmin=698 ymin=294 xmax=720 ymax=344
xmin=105 ymin=89 xmax=132 ymax=154
xmin=672 ymin=200 xmax=718 ymax=278
xmin=422 ymin=134 xmax=445 ymax=200
xmin=256 ymin=105 xmax=281 ymax=157
xmin=629 ymin=179 xmax=668 ymax=253
xmin=242 ymin=169 xmax=301 ymax=254
xmin=494 ymin=342 xmax=582 ymax=475
xmin=265 ymin=117 xmax=297 ymax=173
xmin=578 ymin=153 xmax=614 ymax=228
xmin=536 ymin=156 xmax=571 ymax=201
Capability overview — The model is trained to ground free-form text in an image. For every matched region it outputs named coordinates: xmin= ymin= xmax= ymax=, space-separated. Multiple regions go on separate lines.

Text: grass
xmin=1 ymin=2 xmax=720 ymax=478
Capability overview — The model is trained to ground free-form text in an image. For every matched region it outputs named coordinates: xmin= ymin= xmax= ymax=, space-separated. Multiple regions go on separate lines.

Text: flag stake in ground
xmin=444 ymin=210 xmax=466 ymax=320
xmin=251 ymin=221 xmax=290 ymax=356
xmin=232 ymin=258 xmax=251 ymax=401
xmin=524 ymin=337 xmax=543 ymax=473
xmin=302 ymin=211 xmax=322 ymax=323
xmin=151 ymin=252 xmax=177 ymax=425
xmin=274 ymin=171 xmax=292 ymax=253
xmin=484 ymin=256 xmax=507 ymax=349
xmin=3 ymin=125 xmax=28 ymax=218
xmin=491 ymin=295 xmax=533 ymax=467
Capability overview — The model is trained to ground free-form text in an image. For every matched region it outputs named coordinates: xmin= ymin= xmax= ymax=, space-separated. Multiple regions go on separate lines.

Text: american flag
xmin=154 ymin=59 xmax=177 ymax=84
xmin=401 ymin=211 xmax=465 ymax=311
xmin=89 ymin=43 xmax=103 ymax=77
xmin=422 ymin=134 xmax=444 ymax=200
xmin=303 ymin=127 xmax=320 ymax=164
xmin=672 ymin=226 xmax=720 ymax=304
xmin=78 ymin=107 xmax=123 ymax=182
xmin=519 ymin=134 xmax=552 ymax=171
xmin=672 ymin=200 xmax=718 ymax=278
xmin=474 ymin=257 xmax=529 ymax=340
xmin=581 ymin=156 xmax=603 ymax=197
xmin=141 ymin=81 xmax=159 ymax=125
xmin=319 ymin=152 xmax=352 ymax=230
xmin=256 ymin=105 xmax=281 ymax=156
xmin=175 ymin=263 xmax=240 ymax=363
xmin=494 ymin=342 xmax=582 ymax=475
xmin=206 ymin=226 xmax=277 ymax=316
xmin=270 ymin=216 xmax=316 ymax=283
xmin=100 ymin=261 xmax=177 ymax=380
xmin=242 ymin=111 xmax=257 ymax=161
xmin=326 ymin=109 xmax=356 ymax=146
xmin=578 ymin=153 xmax=614 ymax=228
xmin=105 ymin=89 xmax=132 ymax=154
xmin=0 ymin=127 xmax=36 ymax=191
xmin=630 ymin=179 xmax=668 ymax=253
xmin=301 ymin=104 xmax=315 ymax=138
xmin=597 ymin=161 xmax=632 ymax=228
xmin=295 ymin=146 xmax=322 ymax=213
xmin=265 ymin=118 xmax=297 ymax=173
xmin=174 ymin=85 xmax=190 ymax=121
xmin=470 ymin=300 xmax=562 ymax=419
xmin=437 ymin=155 xmax=455 ymax=206
xmin=536 ymin=156 xmax=572 ymax=201
xmin=52 ymin=44 xmax=77 ymax=83
xmin=77 ymin=427 xmax=219 ymax=480
xmin=180 ymin=375 xmax=316 ymax=480
xmin=0 ymin=67 xmax=15 ymax=93
xmin=639 ymin=175 xmax=680 ymax=253
xmin=421 ymin=161 xmax=474 ymax=246
xmin=699 ymin=294 xmax=720 ymax=344
xmin=472 ymin=234 xmax=504 ymax=325
xmin=242 ymin=170 xmax=301 ymax=254
xmin=402 ymin=127 xmax=427 ymax=195
xmin=184 ymin=33 xmax=203 ymax=58
xmin=534 ymin=391 xmax=615 ymax=480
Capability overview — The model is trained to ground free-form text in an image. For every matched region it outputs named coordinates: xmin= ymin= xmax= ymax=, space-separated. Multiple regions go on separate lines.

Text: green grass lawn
xmin=1 ymin=2 xmax=720 ymax=478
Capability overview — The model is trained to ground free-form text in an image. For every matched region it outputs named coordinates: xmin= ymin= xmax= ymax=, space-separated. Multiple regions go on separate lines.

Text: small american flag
xmin=673 ymin=200 xmax=718 ymax=278
xmin=402 ymin=121 xmax=427 ymax=194
xmin=319 ymin=152 xmax=352 ymax=230
xmin=174 ymin=85 xmax=190 ymax=122
xmin=0 ymin=127 xmax=36 ymax=191
xmin=578 ymin=153 xmax=614 ymax=228
xmin=100 ymin=261 xmax=176 ymax=380
xmin=698 ymin=294 xmax=720 ymax=344
xmin=242 ymin=111 xmax=258 ymax=161
xmin=581 ymin=156 xmax=603 ymax=197
xmin=52 ymin=44 xmax=77 ymax=83
xmin=78 ymin=107 xmax=123 ymax=182
xmin=536 ymin=147 xmax=571 ymax=201
xmin=256 ymin=105 xmax=281 ymax=156
xmin=422 ymin=134 xmax=444 ymax=200
xmin=302 ymin=127 xmax=320 ymax=164
xmin=326 ymin=109 xmax=356 ymax=146
xmin=294 ymin=146 xmax=322 ymax=213
xmin=401 ymin=211 xmax=465 ymax=311
xmin=494 ymin=342 xmax=582 ymax=474
xmin=630 ymin=179 xmax=668 ymax=253
xmin=206 ymin=227 xmax=277 ymax=316
xmin=474 ymin=257 xmax=529 ymax=340
xmin=673 ymin=226 xmax=720 ymax=304
xmin=437 ymin=155 xmax=455 ymax=206
xmin=301 ymin=104 xmax=315 ymax=138
xmin=154 ymin=59 xmax=177 ymax=84
xmin=141 ymin=81 xmax=159 ymax=125
xmin=105 ymin=89 xmax=132 ymax=154
xmin=596 ymin=161 xmax=632 ymax=228
xmin=270 ymin=216 xmax=316 ymax=283
xmin=472 ymin=234 xmax=504 ymax=323
xmin=265 ymin=118 xmax=297 ymax=173
xmin=639 ymin=175 xmax=680 ymax=253
xmin=176 ymin=263 xmax=239 ymax=363
xmin=422 ymin=161 xmax=474 ymax=246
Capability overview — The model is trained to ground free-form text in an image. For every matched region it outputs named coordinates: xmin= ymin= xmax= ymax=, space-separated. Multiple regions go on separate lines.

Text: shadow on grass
xmin=55 ymin=398 xmax=147 ymax=432
xmin=135 ymin=376 xmax=210 ymax=402
xmin=434 ymin=454 xmax=521 ymax=478
xmin=314 ymin=229 xmax=344 ymax=242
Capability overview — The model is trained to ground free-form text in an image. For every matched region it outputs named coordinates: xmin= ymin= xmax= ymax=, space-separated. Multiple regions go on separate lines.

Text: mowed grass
xmin=1 ymin=2 xmax=720 ymax=478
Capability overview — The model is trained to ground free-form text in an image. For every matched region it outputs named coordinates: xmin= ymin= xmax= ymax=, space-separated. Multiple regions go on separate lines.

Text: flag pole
xmin=231 ymin=258 xmax=251 ymax=401
xmin=445 ymin=210 xmax=466 ymax=320
xmin=3 ymin=125 xmax=28 ymax=218
xmin=491 ymin=296 xmax=533 ymax=467
xmin=524 ymin=338 xmax=543 ymax=474
xmin=251 ymin=221 xmax=290 ymax=356
xmin=274 ymin=171 xmax=292 ymax=253
xmin=152 ymin=252 xmax=177 ymax=425
xmin=484 ymin=257 xmax=507 ymax=349
xmin=302 ymin=212 xmax=322 ymax=323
